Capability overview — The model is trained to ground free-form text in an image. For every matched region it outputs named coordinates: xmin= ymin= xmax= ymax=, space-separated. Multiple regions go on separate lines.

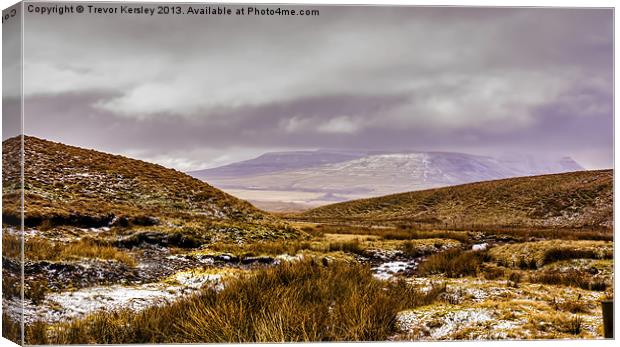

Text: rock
xmin=240 ymin=256 xmax=274 ymax=265
xmin=116 ymin=231 xmax=204 ymax=249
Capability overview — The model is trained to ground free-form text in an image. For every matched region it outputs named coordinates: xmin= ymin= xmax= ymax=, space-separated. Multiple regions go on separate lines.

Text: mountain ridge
xmin=188 ymin=149 xmax=585 ymax=206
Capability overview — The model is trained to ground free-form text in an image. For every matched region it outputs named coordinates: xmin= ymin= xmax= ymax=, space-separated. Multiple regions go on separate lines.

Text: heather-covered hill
xmin=1 ymin=136 xmax=299 ymax=240
xmin=298 ymin=170 xmax=613 ymax=229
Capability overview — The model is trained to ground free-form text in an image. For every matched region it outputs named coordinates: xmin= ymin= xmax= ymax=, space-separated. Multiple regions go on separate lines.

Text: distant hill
xmin=190 ymin=150 xmax=366 ymax=179
xmin=188 ymin=149 xmax=585 ymax=208
xmin=1 ymin=136 xmax=299 ymax=240
xmin=297 ymin=170 xmax=612 ymax=229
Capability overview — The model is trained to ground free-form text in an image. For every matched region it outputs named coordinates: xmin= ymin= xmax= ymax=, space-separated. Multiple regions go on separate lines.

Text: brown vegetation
xmin=417 ymin=249 xmax=487 ymax=278
xmin=1 ymin=136 xmax=300 ymax=241
xmin=489 ymin=240 xmax=613 ymax=269
xmin=3 ymin=234 xmax=136 ymax=266
xmin=2 ymin=313 xmax=21 ymax=345
xmin=297 ymin=170 xmax=612 ymax=229
xmin=27 ymin=260 xmax=445 ymax=344
xmin=529 ymin=270 xmax=608 ymax=291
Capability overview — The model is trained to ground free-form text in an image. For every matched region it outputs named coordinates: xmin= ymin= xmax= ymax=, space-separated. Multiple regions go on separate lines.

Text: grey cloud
xmin=19 ymin=5 xmax=613 ymax=170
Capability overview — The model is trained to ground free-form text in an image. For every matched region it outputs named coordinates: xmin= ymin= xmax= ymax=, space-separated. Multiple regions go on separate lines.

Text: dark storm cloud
xmin=19 ymin=5 xmax=613 ymax=170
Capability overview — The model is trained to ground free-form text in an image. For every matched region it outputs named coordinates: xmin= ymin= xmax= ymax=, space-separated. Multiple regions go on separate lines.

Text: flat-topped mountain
xmin=189 ymin=149 xmax=584 ymax=209
xmin=1 ymin=136 xmax=298 ymax=240
xmin=297 ymin=170 xmax=612 ymax=228
xmin=190 ymin=150 xmax=366 ymax=179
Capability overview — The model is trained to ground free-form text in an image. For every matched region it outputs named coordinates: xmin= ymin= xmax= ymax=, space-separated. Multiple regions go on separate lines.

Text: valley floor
xmin=2 ymin=223 xmax=614 ymax=343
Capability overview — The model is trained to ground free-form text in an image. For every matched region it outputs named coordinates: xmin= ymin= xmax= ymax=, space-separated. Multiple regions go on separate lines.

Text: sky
xmin=5 ymin=4 xmax=613 ymax=170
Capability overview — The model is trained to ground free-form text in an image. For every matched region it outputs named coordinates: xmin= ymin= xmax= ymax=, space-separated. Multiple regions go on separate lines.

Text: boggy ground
xmin=2 ymin=223 xmax=614 ymax=343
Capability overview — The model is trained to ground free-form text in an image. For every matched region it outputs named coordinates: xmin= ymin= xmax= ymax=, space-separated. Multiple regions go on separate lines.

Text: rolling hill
xmin=297 ymin=170 xmax=613 ymax=228
xmin=1 ymin=136 xmax=299 ymax=240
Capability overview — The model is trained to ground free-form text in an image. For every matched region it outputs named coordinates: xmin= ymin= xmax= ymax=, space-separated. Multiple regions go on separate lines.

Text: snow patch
xmin=372 ymin=260 xmax=417 ymax=280
xmin=472 ymin=243 xmax=488 ymax=251
xmin=19 ymin=270 xmax=223 ymax=324
xmin=397 ymin=307 xmax=494 ymax=340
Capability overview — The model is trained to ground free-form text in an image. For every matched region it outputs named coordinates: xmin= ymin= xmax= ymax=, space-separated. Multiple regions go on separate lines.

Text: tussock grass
xmin=2 ymin=313 xmax=21 ymax=344
xmin=300 ymin=225 xmax=325 ymax=238
xmin=203 ymin=239 xmax=368 ymax=258
xmin=382 ymin=230 xmax=471 ymax=243
xmin=542 ymin=248 xmax=604 ymax=265
xmin=205 ymin=240 xmax=313 ymax=257
xmin=326 ymin=240 xmax=366 ymax=255
xmin=1 ymin=275 xmax=21 ymax=299
xmin=2 ymin=233 xmax=21 ymax=259
xmin=529 ymin=270 xmax=608 ymax=291
xmin=291 ymin=223 xmax=612 ymax=244
xmin=481 ymin=265 xmax=505 ymax=280
xmin=28 ymin=260 xmax=445 ymax=344
xmin=485 ymin=228 xmax=613 ymax=242
xmin=399 ymin=240 xmax=425 ymax=257
xmin=522 ymin=311 xmax=587 ymax=337
xmin=489 ymin=240 xmax=612 ymax=269
xmin=3 ymin=234 xmax=136 ymax=266
xmin=418 ymin=249 xmax=487 ymax=278
xmin=306 ymin=224 xmax=470 ymax=243
xmin=549 ymin=297 xmax=589 ymax=314
xmin=60 ymin=239 xmax=136 ymax=266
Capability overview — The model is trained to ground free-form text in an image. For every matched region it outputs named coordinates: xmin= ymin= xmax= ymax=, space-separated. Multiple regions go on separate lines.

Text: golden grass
xmin=303 ymin=224 xmax=471 ymax=242
xmin=322 ymin=233 xmax=380 ymax=242
xmin=298 ymin=170 xmax=612 ymax=229
xmin=3 ymin=234 xmax=136 ymax=266
xmin=529 ymin=270 xmax=608 ymax=291
xmin=2 ymin=313 xmax=21 ymax=345
xmin=3 ymin=136 xmax=302 ymax=242
xmin=488 ymin=240 xmax=613 ymax=269
xmin=199 ymin=240 xmax=313 ymax=257
xmin=198 ymin=238 xmax=369 ymax=258
xmin=417 ymin=249 xmax=487 ymax=278
xmin=59 ymin=239 xmax=136 ymax=266
xmin=27 ymin=260 xmax=445 ymax=344
xmin=293 ymin=223 xmax=613 ymax=246
xmin=2 ymin=233 xmax=21 ymax=259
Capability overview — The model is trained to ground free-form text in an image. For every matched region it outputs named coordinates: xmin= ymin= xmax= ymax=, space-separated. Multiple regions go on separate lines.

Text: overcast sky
xmin=10 ymin=5 xmax=613 ymax=170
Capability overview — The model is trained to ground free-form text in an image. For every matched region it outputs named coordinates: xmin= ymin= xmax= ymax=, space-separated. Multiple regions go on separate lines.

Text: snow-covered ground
xmin=397 ymin=307 xmax=497 ymax=339
xmin=15 ymin=269 xmax=225 ymax=324
xmin=372 ymin=260 xmax=418 ymax=280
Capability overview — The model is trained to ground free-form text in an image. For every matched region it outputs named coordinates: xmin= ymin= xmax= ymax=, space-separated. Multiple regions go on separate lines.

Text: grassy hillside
xmin=298 ymin=170 xmax=613 ymax=229
xmin=1 ymin=136 xmax=299 ymax=240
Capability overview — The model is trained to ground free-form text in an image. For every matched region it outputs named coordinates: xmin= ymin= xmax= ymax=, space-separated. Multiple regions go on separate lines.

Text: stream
xmin=6 ymin=241 xmax=493 ymax=325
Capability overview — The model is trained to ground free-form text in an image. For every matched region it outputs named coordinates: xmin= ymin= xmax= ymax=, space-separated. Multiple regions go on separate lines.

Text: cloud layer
xmin=17 ymin=5 xmax=613 ymax=170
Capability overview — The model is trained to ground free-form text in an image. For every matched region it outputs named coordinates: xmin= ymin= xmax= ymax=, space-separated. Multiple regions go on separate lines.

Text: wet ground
xmin=5 ymin=240 xmax=442 ymax=324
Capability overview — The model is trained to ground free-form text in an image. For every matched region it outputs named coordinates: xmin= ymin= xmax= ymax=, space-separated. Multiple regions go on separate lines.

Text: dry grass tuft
xmin=3 ymin=234 xmax=136 ymax=266
xmin=2 ymin=313 xmax=21 ymax=344
xmin=28 ymin=260 xmax=445 ymax=344
xmin=59 ymin=239 xmax=136 ymax=266
xmin=489 ymin=240 xmax=612 ymax=269
xmin=205 ymin=240 xmax=313 ymax=257
xmin=529 ymin=270 xmax=608 ymax=291
xmin=326 ymin=240 xmax=366 ymax=256
xmin=417 ymin=249 xmax=487 ymax=278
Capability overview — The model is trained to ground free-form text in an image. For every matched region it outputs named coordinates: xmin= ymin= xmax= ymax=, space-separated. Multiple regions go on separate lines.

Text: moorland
xmin=1 ymin=136 xmax=614 ymax=344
